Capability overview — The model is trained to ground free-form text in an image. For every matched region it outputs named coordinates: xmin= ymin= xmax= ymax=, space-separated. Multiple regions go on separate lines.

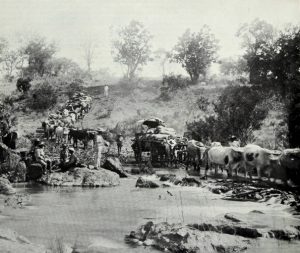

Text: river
xmin=0 ymin=176 xmax=300 ymax=253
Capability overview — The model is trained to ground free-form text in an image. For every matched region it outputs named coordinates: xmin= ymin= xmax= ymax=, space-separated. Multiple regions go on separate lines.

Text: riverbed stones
xmin=103 ymin=157 xmax=128 ymax=177
xmin=39 ymin=167 xmax=120 ymax=187
xmin=0 ymin=228 xmax=46 ymax=253
xmin=0 ymin=177 xmax=16 ymax=195
xmin=126 ymin=221 xmax=249 ymax=253
xmin=136 ymin=177 xmax=159 ymax=188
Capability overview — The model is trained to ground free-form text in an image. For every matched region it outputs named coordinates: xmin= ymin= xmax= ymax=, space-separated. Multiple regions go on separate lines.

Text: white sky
xmin=0 ymin=0 xmax=300 ymax=77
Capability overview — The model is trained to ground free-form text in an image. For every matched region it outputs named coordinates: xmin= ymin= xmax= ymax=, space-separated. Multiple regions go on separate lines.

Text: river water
xmin=0 ymin=176 xmax=300 ymax=253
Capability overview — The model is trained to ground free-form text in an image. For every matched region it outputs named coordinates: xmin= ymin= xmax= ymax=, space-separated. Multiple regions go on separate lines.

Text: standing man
xmin=116 ymin=134 xmax=124 ymax=156
xmin=104 ymin=85 xmax=109 ymax=97
xmin=94 ymin=128 xmax=106 ymax=169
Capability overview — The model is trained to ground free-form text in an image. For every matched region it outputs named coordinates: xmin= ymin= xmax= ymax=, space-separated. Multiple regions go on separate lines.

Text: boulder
xmin=0 ymin=143 xmax=27 ymax=183
xmin=224 ymin=213 xmax=241 ymax=223
xmin=0 ymin=177 xmax=16 ymax=195
xmin=103 ymin=157 xmax=128 ymax=178
xmin=126 ymin=222 xmax=249 ymax=253
xmin=9 ymin=161 xmax=27 ymax=182
xmin=159 ymin=174 xmax=176 ymax=182
xmin=39 ymin=167 xmax=120 ymax=187
xmin=136 ymin=177 xmax=159 ymax=188
xmin=0 ymin=228 xmax=46 ymax=253
xmin=26 ymin=163 xmax=44 ymax=180
xmin=268 ymin=226 xmax=300 ymax=240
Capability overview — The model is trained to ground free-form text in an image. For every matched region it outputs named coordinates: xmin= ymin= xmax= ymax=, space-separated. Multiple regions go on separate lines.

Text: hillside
xmin=1 ymin=78 xmax=287 ymax=150
xmin=82 ymin=80 xmax=221 ymax=135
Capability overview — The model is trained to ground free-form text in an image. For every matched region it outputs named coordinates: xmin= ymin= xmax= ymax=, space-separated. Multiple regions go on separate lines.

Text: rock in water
xmin=39 ymin=167 xmax=120 ymax=187
xmin=136 ymin=177 xmax=160 ymax=188
xmin=0 ymin=228 xmax=46 ymax=253
xmin=103 ymin=157 xmax=128 ymax=178
xmin=0 ymin=177 xmax=16 ymax=195
xmin=126 ymin=222 xmax=249 ymax=253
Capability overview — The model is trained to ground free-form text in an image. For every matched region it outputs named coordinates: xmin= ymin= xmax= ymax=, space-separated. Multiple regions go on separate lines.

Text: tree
xmin=112 ymin=20 xmax=153 ymax=80
xmin=237 ymin=19 xmax=276 ymax=84
xmin=172 ymin=26 xmax=218 ymax=83
xmin=82 ymin=39 xmax=97 ymax=73
xmin=22 ymin=37 xmax=56 ymax=77
xmin=0 ymin=37 xmax=8 ymax=56
xmin=219 ymin=57 xmax=248 ymax=77
xmin=28 ymin=81 xmax=57 ymax=111
xmin=270 ymin=26 xmax=300 ymax=97
xmin=187 ymin=86 xmax=269 ymax=144
xmin=1 ymin=49 xmax=26 ymax=81
xmin=45 ymin=57 xmax=83 ymax=78
xmin=154 ymin=48 xmax=171 ymax=77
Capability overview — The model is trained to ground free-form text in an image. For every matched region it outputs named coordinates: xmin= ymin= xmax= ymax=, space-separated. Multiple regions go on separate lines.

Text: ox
xmin=266 ymin=148 xmax=300 ymax=186
xmin=69 ymin=129 xmax=96 ymax=149
xmin=186 ymin=140 xmax=206 ymax=172
xmin=205 ymin=146 xmax=244 ymax=178
xmin=243 ymin=144 xmax=280 ymax=180
xmin=42 ymin=121 xmax=56 ymax=140
xmin=55 ymin=126 xmax=64 ymax=144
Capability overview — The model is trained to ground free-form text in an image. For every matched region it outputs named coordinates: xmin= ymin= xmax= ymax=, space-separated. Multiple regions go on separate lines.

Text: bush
xmin=187 ymin=85 xmax=269 ymax=144
xmin=160 ymin=74 xmax=189 ymax=100
xmin=28 ymin=81 xmax=57 ymax=111
xmin=66 ymin=79 xmax=84 ymax=98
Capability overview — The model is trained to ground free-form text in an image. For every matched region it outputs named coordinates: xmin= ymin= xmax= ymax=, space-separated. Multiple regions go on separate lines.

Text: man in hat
xmin=29 ymin=138 xmax=40 ymax=161
xmin=61 ymin=147 xmax=78 ymax=172
xmin=94 ymin=128 xmax=109 ymax=169
xmin=34 ymin=142 xmax=50 ymax=173
xmin=228 ymin=135 xmax=240 ymax=147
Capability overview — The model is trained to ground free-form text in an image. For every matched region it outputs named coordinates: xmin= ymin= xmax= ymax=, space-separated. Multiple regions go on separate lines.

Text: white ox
xmin=205 ymin=146 xmax=244 ymax=177
xmin=243 ymin=144 xmax=281 ymax=180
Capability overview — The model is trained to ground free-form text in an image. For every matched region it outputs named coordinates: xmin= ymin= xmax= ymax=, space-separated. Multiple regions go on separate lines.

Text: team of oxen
xmin=159 ymin=138 xmax=300 ymax=186
xmin=41 ymin=92 xmax=96 ymax=147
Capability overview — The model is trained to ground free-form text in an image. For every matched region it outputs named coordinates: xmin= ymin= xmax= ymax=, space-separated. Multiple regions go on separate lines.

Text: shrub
xmin=28 ymin=81 xmax=57 ymax=111
xmin=16 ymin=77 xmax=32 ymax=94
xmin=187 ymin=85 xmax=269 ymax=144
xmin=160 ymin=74 xmax=189 ymax=100
xmin=66 ymin=79 xmax=84 ymax=98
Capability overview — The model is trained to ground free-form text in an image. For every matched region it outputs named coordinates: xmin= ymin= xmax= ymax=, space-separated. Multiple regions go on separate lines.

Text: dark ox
xmin=266 ymin=149 xmax=300 ymax=186
xmin=42 ymin=122 xmax=56 ymax=140
xmin=69 ymin=129 xmax=96 ymax=149
xmin=186 ymin=140 xmax=206 ymax=172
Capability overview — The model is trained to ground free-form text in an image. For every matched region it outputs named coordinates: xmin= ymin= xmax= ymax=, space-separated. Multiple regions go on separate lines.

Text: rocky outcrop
xmin=0 ymin=177 xmax=16 ymax=195
xmin=136 ymin=177 xmax=159 ymax=188
xmin=0 ymin=228 xmax=46 ymax=253
xmin=39 ymin=167 xmax=120 ymax=187
xmin=267 ymin=226 xmax=300 ymax=240
xmin=0 ymin=143 xmax=27 ymax=182
xmin=126 ymin=221 xmax=249 ymax=253
xmin=103 ymin=157 xmax=128 ymax=178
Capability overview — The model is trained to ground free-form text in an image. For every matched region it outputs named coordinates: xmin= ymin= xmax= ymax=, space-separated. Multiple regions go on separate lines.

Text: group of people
xmin=29 ymin=138 xmax=78 ymax=173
